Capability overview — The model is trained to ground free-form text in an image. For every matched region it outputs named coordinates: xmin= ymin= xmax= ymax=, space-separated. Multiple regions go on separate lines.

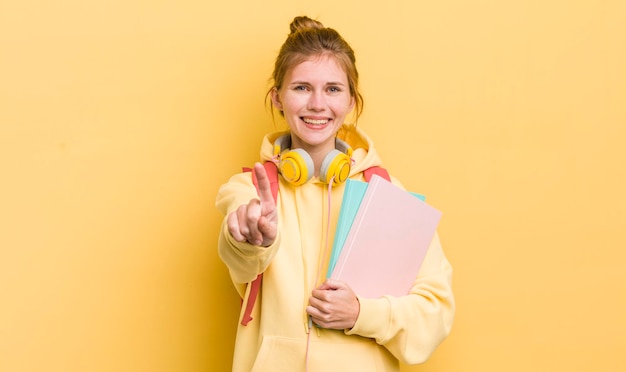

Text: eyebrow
xmin=289 ymin=81 xmax=347 ymax=86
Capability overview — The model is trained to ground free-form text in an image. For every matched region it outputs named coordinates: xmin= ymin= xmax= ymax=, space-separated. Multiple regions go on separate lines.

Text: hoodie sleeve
xmin=345 ymin=233 xmax=455 ymax=364
xmin=215 ymin=172 xmax=281 ymax=287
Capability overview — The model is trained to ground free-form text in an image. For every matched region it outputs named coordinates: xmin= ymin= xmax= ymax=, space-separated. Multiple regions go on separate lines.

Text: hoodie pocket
xmin=251 ymin=335 xmax=392 ymax=372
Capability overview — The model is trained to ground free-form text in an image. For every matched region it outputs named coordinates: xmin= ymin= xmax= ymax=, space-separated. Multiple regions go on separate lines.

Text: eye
xmin=294 ymin=85 xmax=309 ymax=91
xmin=327 ymin=86 xmax=342 ymax=93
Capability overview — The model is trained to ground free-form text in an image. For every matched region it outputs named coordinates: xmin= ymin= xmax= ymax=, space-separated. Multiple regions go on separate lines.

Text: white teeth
xmin=303 ymin=118 xmax=329 ymax=125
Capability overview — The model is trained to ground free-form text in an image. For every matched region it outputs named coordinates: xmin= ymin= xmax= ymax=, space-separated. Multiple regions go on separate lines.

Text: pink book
xmin=330 ymin=174 xmax=442 ymax=298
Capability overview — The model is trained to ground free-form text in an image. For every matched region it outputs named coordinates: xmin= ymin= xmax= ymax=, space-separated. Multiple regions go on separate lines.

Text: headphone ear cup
xmin=320 ymin=149 xmax=352 ymax=186
xmin=279 ymin=148 xmax=314 ymax=186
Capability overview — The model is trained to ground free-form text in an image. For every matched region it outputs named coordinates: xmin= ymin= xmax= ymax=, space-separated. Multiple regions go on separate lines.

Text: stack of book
xmin=327 ymin=175 xmax=442 ymax=298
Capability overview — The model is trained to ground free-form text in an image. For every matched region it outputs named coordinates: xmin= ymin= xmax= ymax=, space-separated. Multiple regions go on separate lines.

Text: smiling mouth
xmin=302 ymin=118 xmax=330 ymax=125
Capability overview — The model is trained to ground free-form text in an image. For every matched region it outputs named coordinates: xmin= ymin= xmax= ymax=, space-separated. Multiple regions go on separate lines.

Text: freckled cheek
xmin=328 ymin=100 xmax=353 ymax=117
xmin=282 ymin=95 xmax=309 ymax=114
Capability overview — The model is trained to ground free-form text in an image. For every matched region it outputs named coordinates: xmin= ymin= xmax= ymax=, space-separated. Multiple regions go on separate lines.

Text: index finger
xmin=253 ymin=162 xmax=275 ymax=205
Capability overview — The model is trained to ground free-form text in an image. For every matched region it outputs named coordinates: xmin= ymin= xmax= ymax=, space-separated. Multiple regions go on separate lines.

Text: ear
xmin=270 ymin=87 xmax=283 ymax=111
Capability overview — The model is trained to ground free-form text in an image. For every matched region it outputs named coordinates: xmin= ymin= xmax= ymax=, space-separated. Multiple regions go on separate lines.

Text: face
xmin=271 ymin=54 xmax=355 ymax=155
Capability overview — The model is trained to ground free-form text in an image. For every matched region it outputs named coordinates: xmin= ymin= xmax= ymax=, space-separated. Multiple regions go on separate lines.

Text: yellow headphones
xmin=273 ymin=134 xmax=353 ymax=187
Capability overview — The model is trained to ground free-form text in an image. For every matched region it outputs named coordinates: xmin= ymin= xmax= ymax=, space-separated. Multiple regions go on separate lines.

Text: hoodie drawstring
xmin=305 ymin=176 xmax=335 ymax=371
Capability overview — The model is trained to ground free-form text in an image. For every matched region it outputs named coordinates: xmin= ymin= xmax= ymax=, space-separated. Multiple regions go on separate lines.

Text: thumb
xmin=318 ymin=279 xmax=342 ymax=291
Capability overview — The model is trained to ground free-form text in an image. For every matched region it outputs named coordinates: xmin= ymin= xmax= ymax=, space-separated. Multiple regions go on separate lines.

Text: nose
xmin=307 ymin=90 xmax=325 ymax=111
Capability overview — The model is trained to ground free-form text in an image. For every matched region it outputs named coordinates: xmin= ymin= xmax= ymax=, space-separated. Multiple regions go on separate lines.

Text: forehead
xmin=285 ymin=54 xmax=348 ymax=83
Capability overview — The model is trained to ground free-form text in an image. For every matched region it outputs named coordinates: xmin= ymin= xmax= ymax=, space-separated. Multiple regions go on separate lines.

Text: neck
xmin=306 ymin=145 xmax=335 ymax=177
xmin=289 ymin=136 xmax=336 ymax=177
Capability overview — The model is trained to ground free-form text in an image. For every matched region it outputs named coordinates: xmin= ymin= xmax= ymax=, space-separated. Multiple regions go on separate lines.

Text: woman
xmin=216 ymin=15 xmax=454 ymax=371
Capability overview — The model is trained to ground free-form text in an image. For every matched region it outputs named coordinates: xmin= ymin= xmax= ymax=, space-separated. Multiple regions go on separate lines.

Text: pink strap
xmin=363 ymin=166 xmax=390 ymax=182
xmin=240 ymin=273 xmax=262 ymax=326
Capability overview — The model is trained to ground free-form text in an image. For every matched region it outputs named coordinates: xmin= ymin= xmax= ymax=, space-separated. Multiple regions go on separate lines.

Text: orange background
xmin=1 ymin=1 xmax=625 ymax=371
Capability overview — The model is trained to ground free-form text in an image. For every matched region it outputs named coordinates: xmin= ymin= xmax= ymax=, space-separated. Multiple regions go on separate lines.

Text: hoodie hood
xmin=258 ymin=124 xmax=384 ymax=179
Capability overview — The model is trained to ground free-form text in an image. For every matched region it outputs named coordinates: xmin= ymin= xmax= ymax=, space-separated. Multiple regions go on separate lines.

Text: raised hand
xmin=227 ymin=162 xmax=278 ymax=247
xmin=306 ymin=279 xmax=360 ymax=330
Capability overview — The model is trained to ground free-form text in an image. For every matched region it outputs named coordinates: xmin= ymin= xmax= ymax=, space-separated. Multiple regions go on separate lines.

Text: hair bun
xmin=289 ymin=16 xmax=324 ymax=34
